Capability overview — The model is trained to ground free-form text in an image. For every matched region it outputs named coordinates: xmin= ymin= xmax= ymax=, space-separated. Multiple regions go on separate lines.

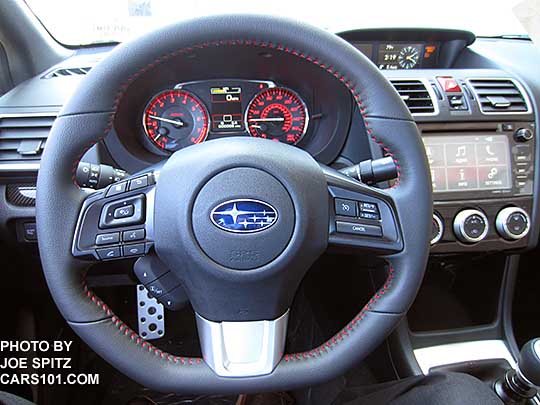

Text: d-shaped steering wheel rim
xmin=36 ymin=15 xmax=432 ymax=394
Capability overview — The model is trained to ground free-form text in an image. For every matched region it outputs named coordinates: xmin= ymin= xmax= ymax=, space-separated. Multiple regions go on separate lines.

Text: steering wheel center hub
xmin=192 ymin=167 xmax=294 ymax=270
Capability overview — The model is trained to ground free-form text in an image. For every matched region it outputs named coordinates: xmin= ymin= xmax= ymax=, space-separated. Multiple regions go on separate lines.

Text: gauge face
xmin=398 ymin=46 xmax=420 ymax=69
xmin=245 ymin=87 xmax=308 ymax=145
xmin=143 ymin=90 xmax=209 ymax=152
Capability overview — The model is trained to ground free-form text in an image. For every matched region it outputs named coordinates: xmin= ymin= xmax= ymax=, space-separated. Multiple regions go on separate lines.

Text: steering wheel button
xmin=122 ymin=229 xmax=145 ymax=242
xmin=359 ymin=202 xmax=379 ymax=214
xmin=359 ymin=211 xmax=380 ymax=221
xmin=113 ymin=205 xmax=134 ymax=219
xmin=96 ymin=246 xmax=121 ymax=260
xmin=129 ymin=176 xmax=148 ymax=191
xmin=105 ymin=181 xmax=128 ymax=197
xmin=100 ymin=195 xmax=146 ymax=229
xmin=335 ymin=198 xmax=357 ymax=217
xmin=336 ymin=221 xmax=383 ymax=237
xmin=123 ymin=243 xmax=146 ymax=257
xmin=95 ymin=232 xmax=120 ymax=245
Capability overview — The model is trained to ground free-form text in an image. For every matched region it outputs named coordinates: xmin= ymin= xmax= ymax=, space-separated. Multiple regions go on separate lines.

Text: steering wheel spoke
xmin=195 ymin=310 xmax=289 ymax=377
xmin=72 ymin=171 xmax=157 ymax=262
xmin=323 ymin=165 xmax=403 ymax=255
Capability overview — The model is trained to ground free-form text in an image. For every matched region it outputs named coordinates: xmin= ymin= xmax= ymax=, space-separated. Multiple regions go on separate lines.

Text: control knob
xmin=514 ymin=128 xmax=534 ymax=142
xmin=453 ymin=209 xmax=489 ymax=243
xmin=496 ymin=207 xmax=530 ymax=240
xmin=431 ymin=214 xmax=443 ymax=245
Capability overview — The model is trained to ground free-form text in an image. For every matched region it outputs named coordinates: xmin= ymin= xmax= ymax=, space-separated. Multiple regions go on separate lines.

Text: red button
xmin=437 ymin=76 xmax=461 ymax=93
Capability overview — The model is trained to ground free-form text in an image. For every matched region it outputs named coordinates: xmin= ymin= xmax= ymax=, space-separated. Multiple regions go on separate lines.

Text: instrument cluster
xmin=141 ymin=79 xmax=309 ymax=155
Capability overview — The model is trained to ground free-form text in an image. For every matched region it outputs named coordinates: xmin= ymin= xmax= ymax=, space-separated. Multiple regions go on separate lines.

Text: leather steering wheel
xmin=36 ymin=15 xmax=432 ymax=394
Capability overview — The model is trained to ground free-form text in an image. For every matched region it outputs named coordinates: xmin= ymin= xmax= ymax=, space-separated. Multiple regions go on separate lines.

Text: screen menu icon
xmin=422 ymin=134 xmax=511 ymax=193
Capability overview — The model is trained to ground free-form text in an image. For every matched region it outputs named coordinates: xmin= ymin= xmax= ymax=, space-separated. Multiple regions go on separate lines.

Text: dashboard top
xmin=339 ymin=28 xmax=476 ymax=71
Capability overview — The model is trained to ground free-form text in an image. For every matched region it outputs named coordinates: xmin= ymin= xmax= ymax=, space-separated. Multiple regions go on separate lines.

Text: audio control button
xmin=496 ymin=207 xmax=530 ymax=240
xmin=453 ymin=209 xmax=489 ymax=244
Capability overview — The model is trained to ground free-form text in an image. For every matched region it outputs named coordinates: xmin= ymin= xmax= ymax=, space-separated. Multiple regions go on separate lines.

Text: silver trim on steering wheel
xmin=196 ymin=310 xmax=289 ymax=377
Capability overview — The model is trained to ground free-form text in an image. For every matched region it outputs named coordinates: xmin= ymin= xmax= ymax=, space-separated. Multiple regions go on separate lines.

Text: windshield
xmin=25 ymin=0 xmax=528 ymax=46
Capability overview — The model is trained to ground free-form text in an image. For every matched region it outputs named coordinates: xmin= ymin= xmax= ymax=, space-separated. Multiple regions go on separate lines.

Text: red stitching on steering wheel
xmin=82 ymin=279 xmax=201 ymax=365
xmin=74 ymin=39 xmax=401 ymax=364
xmin=284 ymin=263 xmax=394 ymax=361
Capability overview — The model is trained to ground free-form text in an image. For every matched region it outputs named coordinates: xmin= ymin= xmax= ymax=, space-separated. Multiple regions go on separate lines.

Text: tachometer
xmin=245 ymin=87 xmax=308 ymax=145
xmin=143 ymin=89 xmax=209 ymax=152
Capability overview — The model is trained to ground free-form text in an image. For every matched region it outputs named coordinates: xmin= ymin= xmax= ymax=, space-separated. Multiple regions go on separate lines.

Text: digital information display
xmin=210 ymin=86 xmax=244 ymax=132
xmin=377 ymin=43 xmax=423 ymax=70
xmin=423 ymin=135 xmax=512 ymax=193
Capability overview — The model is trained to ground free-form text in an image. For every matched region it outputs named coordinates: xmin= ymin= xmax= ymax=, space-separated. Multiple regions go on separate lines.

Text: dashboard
xmin=0 ymin=27 xmax=539 ymax=258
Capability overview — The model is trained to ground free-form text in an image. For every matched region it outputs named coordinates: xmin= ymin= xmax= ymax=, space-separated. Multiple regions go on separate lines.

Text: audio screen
xmin=422 ymin=134 xmax=512 ymax=193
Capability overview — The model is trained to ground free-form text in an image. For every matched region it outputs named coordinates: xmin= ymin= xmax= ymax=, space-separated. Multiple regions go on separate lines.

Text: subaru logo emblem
xmin=210 ymin=199 xmax=278 ymax=233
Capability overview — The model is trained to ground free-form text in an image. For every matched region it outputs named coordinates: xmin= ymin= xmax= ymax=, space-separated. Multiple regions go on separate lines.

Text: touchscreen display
xmin=422 ymin=135 xmax=512 ymax=193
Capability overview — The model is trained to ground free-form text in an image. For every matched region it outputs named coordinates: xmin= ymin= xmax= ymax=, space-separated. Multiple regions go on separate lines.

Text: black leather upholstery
xmin=36 ymin=15 xmax=432 ymax=393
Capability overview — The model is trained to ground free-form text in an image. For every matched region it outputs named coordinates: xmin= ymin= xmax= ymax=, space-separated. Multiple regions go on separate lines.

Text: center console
xmin=424 ymin=121 xmax=535 ymax=253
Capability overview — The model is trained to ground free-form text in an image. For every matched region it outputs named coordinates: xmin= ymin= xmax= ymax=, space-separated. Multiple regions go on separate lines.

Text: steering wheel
xmin=36 ymin=15 xmax=431 ymax=394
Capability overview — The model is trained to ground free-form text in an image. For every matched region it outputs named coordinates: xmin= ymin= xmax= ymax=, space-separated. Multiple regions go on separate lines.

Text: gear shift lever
xmin=495 ymin=339 xmax=540 ymax=404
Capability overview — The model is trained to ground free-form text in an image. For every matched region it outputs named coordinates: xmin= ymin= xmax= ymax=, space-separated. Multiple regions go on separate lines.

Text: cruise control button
xmin=359 ymin=211 xmax=380 ymax=221
xmin=335 ymin=198 xmax=357 ymax=217
xmin=106 ymin=181 xmax=128 ymax=197
xmin=122 ymin=229 xmax=145 ymax=242
xmin=96 ymin=246 xmax=121 ymax=260
xmin=114 ymin=205 xmax=134 ymax=219
xmin=95 ymin=232 xmax=120 ymax=245
xmin=336 ymin=221 xmax=383 ymax=237
xmin=123 ymin=243 xmax=146 ymax=257
xmin=359 ymin=202 xmax=379 ymax=214
xmin=129 ymin=176 xmax=148 ymax=191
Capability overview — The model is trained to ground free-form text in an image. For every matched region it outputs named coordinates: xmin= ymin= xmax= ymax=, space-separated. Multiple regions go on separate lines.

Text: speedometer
xmin=143 ymin=89 xmax=209 ymax=152
xmin=245 ymin=87 xmax=308 ymax=145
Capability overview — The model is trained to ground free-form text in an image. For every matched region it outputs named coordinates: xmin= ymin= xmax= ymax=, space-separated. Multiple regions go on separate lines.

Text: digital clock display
xmin=377 ymin=43 xmax=423 ymax=70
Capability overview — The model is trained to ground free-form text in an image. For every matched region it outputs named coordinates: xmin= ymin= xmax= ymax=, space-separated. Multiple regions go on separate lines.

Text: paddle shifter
xmin=495 ymin=339 xmax=540 ymax=404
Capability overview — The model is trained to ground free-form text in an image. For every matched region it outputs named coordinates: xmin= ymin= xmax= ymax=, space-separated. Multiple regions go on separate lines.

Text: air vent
xmin=390 ymin=79 xmax=436 ymax=115
xmin=468 ymin=79 xmax=529 ymax=114
xmin=0 ymin=115 xmax=55 ymax=162
xmin=42 ymin=66 xmax=91 ymax=79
